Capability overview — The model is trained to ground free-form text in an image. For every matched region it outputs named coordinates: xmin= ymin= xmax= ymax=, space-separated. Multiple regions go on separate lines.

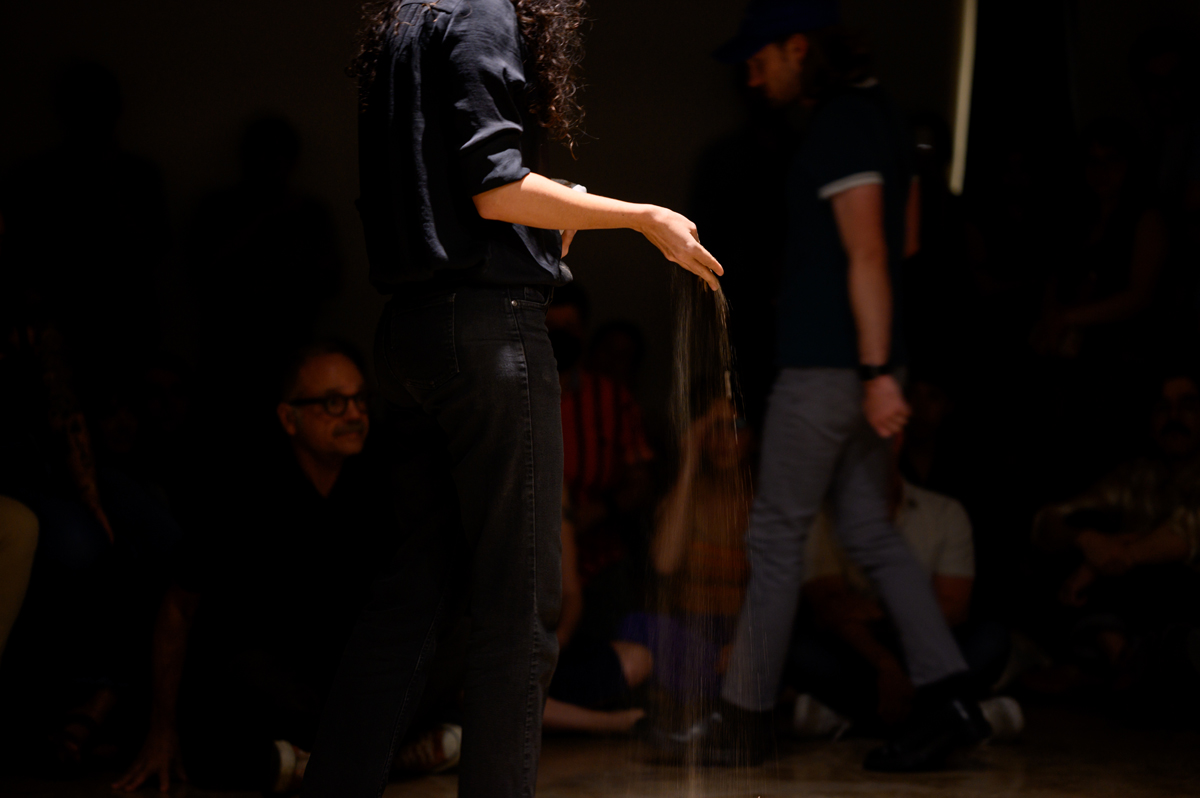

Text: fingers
xmin=692 ymin=240 xmax=723 ymax=277
xmin=871 ymin=410 xmax=909 ymax=439
xmin=112 ymin=766 xmax=147 ymax=792
xmin=687 ymin=258 xmax=722 ymax=292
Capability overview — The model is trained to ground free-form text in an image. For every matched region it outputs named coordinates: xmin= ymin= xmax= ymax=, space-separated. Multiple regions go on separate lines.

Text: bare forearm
xmin=149 ymin=588 xmax=197 ymax=729
xmin=831 ymin=184 xmax=892 ymax=366
xmin=1128 ymin=525 xmax=1190 ymax=567
xmin=474 ymin=173 xmax=651 ymax=232
xmin=848 ymin=256 xmax=893 ymax=365
xmin=651 ymin=460 xmax=699 ymax=575
xmin=1063 ymin=290 xmax=1152 ymax=328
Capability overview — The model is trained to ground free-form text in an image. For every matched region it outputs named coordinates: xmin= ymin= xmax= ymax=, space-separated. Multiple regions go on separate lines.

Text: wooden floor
xmin=5 ymin=706 xmax=1198 ymax=797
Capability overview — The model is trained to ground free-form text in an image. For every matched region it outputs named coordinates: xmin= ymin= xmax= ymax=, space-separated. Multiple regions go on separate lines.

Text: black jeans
xmin=302 ymin=284 xmax=563 ymax=798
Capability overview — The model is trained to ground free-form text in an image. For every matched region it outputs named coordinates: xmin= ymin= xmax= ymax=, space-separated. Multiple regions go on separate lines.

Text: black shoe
xmin=645 ymin=701 xmax=770 ymax=767
xmin=863 ymin=695 xmax=991 ymax=772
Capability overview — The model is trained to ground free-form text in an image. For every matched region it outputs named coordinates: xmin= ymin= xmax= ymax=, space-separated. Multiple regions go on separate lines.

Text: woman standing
xmin=301 ymin=2 xmax=722 ymax=798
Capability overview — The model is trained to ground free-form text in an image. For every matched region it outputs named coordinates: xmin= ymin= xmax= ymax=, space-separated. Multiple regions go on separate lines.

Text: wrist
xmin=857 ymin=363 xmax=893 ymax=382
xmin=630 ymin=204 xmax=657 ymax=234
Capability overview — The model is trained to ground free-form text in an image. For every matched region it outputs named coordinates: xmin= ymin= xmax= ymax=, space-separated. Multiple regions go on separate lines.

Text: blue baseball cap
xmin=713 ymin=0 xmax=841 ymax=63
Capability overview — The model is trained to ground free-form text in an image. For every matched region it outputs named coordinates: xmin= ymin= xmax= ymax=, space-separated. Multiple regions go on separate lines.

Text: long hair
xmin=350 ymin=0 xmax=587 ymax=150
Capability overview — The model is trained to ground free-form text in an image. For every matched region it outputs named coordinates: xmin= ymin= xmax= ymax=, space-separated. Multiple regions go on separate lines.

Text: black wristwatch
xmin=857 ymin=363 xmax=893 ymax=382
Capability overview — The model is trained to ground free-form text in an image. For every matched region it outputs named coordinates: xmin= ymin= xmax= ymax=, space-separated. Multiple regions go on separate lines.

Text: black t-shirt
xmin=358 ymin=0 xmax=568 ymax=291
xmin=777 ymin=84 xmax=912 ymax=368
xmin=180 ymin=443 xmax=400 ymax=682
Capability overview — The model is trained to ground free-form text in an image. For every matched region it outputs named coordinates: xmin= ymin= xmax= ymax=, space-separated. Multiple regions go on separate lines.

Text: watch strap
xmin=857 ymin=363 xmax=893 ymax=382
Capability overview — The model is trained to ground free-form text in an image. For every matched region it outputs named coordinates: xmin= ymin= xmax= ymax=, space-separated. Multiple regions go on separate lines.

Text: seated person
xmin=548 ymin=285 xmax=655 ymax=639
xmin=1036 ymin=372 xmax=1200 ymax=602
xmin=0 ymin=496 xmax=37 ymax=665
xmin=788 ymin=447 xmax=1019 ymax=739
xmin=1028 ymin=371 xmax=1200 ymax=712
xmin=617 ymin=398 xmax=752 ymax=712
xmin=114 ymin=342 xmax=402 ymax=794
xmin=0 ymin=314 xmax=183 ymax=775
xmin=542 ymin=488 xmax=651 ymax=735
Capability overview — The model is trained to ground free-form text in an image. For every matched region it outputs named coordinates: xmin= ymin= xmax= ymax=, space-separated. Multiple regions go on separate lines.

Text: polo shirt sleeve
xmin=443 ymin=0 xmax=532 ymax=195
xmin=934 ymin=496 xmax=975 ymax=579
xmin=802 ymin=100 xmax=885 ymax=201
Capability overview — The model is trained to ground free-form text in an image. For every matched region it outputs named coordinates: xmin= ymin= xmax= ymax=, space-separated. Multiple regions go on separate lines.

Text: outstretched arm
xmin=473 ymin=174 xmax=724 ymax=291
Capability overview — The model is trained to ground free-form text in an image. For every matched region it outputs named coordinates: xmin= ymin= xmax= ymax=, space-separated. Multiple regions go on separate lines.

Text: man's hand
xmin=862 ymin=375 xmax=910 ymax=438
xmin=875 ymin=658 xmax=914 ymax=725
xmin=1077 ymin=530 xmax=1135 ymax=576
xmin=112 ymin=724 xmax=186 ymax=793
xmin=637 ymin=206 xmax=723 ymax=291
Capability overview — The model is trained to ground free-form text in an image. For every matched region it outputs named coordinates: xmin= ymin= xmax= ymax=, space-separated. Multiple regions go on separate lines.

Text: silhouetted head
xmin=53 ymin=61 xmax=122 ymax=142
xmin=716 ymin=0 xmax=869 ymax=108
xmin=240 ymin=116 xmax=301 ymax=187
xmin=547 ymin=282 xmax=589 ymax=373
xmin=277 ymin=342 xmax=370 ymax=462
xmin=1151 ymin=373 xmax=1200 ymax=461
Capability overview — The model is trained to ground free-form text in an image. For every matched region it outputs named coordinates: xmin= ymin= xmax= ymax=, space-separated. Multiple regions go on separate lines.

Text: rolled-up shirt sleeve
xmin=444 ymin=1 xmax=532 ymax=195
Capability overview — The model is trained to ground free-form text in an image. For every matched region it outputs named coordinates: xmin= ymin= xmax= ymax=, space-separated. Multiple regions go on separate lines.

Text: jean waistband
xmin=386 ymin=282 xmax=554 ymax=310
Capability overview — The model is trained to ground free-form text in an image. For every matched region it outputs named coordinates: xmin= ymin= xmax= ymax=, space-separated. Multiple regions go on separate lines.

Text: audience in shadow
xmin=547 ymin=285 xmax=657 ymax=643
xmin=186 ymin=116 xmax=342 ymax=423
xmin=1026 ymin=370 xmax=1200 ymax=726
xmin=0 ymin=61 xmax=168 ymax=381
xmin=113 ymin=342 xmax=401 ymax=793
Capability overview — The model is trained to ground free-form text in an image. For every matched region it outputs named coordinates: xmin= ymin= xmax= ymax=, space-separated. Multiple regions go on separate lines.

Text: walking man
xmin=693 ymin=0 xmax=990 ymax=772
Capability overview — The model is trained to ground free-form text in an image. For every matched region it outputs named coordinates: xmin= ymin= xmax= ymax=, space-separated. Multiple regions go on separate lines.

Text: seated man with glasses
xmin=114 ymin=342 xmax=405 ymax=794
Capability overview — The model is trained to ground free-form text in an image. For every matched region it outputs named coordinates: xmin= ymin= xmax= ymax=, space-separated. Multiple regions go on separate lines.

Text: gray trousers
xmin=722 ymin=368 xmax=967 ymax=712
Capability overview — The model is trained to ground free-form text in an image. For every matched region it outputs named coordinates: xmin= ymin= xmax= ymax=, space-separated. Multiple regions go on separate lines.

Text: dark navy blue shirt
xmin=777 ymin=85 xmax=911 ymax=368
xmin=357 ymin=0 xmax=568 ymax=291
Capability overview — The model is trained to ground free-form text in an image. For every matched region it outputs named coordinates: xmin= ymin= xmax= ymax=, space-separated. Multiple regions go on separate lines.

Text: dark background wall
xmin=1 ymin=0 xmax=1195 ymax=433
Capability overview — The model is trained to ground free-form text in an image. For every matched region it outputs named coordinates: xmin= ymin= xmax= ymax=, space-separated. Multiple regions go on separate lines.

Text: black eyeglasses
xmin=288 ymin=392 xmax=370 ymax=417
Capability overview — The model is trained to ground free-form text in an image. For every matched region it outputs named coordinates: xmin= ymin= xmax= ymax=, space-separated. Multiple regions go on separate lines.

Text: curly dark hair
xmin=350 ymin=0 xmax=587 ymax=149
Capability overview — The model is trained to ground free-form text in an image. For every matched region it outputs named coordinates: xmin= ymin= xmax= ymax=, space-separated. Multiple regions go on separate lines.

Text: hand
xmin=1059 ymin=563 xmax=1096 ymax=607
xmin=875 ymin=659 xmax=914 ymax=725
xmin=637 ymin=206 xmax=724 ymax=291
xmin=562 ymin=230 xmax=577 ymax=257
xmin=1077 ymin=530 xmax=1135 ymax=576
xmin=112 ymin=724 xmax=187 ymax=793
xmin=862 ymin=375 xmax=910 ymax=438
